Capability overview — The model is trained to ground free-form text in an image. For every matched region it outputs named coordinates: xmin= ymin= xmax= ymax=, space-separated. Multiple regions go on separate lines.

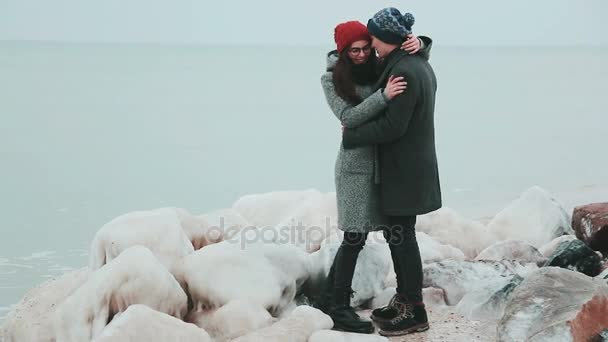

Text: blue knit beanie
xmin=367 ymin=8 xmax=415 ymax=45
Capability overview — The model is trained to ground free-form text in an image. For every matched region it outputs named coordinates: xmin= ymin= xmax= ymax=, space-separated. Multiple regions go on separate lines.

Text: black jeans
xmin=328 ymin=215 xmax=423 ymax=304
xmin=384 ymin=215 xmax=423 ymax=303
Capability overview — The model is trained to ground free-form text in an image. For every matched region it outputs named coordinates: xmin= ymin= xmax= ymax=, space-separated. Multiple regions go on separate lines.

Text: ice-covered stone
xmin=487 ymin=186 xmax=573 ymax=248
xmin=417 ymin=207 xmax=496 ymax=259
xmin=186 ymin=300 xmax=273 ymax=340
xmin=231 ymin=305 xmax=333 ymax=342
xmin=423 ymin=260 xmax=537 ymax=305
xmin=498 ymin=267 xmax=608 ymax=342
xmin=544 ymin=239 xmax=603 ymax=276
xmin=0 ymin=269 xmax=89 ymax=342
xmin=456 ymin=275 xmax=523 ymax=320
xmin=475 ymin=240 xmax=547 ymax=265
xmin=539 ymin=235 xmax=578 ymax=257
xmin=55 ymin=246 xmax=188 ymax=342
xmin=89 ymin=208 xmax=194 ymax=270
xmin=174 ymin=241 xmax=310 ymax=320
xmin=91 ymin=305 xmax=211 ymax=342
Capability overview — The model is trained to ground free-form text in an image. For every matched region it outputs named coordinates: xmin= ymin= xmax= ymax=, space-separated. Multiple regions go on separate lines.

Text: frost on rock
xmin=231 ymin=305 xmax=333 ymax=342
xmin=417 ymin=207 xmax=496 ymax=259
xmin=475 ymin=240 xmax=547 ymax=265
xmin=423 ymin=259 xmax=538 ymax=306
xmin=54 ymin=246 xmax=188 ymax=342
xmin=91 ymin=305 xmax=211 ymax=342
xmin=174 ymin=241 xmax=311 ymax=322
xmin=0 ymin=268 xmax=89 ymax=342
xmin=456 ymin=275 xmax=524 ymax=321
xmin=539 ymin=235 xmax=578 ymax=258
xmin=487 ymin=186 xmax=573 ymax=248
xmin=89 ymin=208 xmax=194 ymax=270
xmin=544 ymin=239 xmax=603 ymax=276
xmin=498 ymin=267 xmax=608 ymax=342
xmin=186 ymin=300 xmax=273 ymax=340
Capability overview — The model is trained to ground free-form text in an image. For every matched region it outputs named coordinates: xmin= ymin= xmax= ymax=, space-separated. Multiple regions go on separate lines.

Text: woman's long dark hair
xmin=332 ymin=47 xmax=378 ymax=105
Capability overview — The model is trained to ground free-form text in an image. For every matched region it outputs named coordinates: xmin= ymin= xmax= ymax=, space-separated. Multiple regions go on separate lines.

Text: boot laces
xmin=389 ymin=302 xmax=415 ymax=325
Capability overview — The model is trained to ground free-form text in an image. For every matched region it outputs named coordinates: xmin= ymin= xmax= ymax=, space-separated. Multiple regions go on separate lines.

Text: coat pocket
xmin=338 ymin=146 xmax=375 ymax=174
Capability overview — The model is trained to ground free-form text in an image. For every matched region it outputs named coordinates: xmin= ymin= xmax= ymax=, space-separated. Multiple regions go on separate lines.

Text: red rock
xmin=570 ymin=294 xmax=608 ymax=342
xmin=573 ymin=203 xmax=608 ymax=254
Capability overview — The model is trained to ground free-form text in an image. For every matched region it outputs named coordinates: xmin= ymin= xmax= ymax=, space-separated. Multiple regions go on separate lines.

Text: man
xmin=342 ymin=7 xmax=442 ymax=337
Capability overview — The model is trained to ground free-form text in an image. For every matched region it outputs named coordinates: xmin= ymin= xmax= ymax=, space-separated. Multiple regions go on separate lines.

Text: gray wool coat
xmin=322 ymin=37 xmax=433 ymax=232
xmin=342 ymin=46 xmax=441 ymax=217
xmin=322 ymin=53 xmax=389 ymax=233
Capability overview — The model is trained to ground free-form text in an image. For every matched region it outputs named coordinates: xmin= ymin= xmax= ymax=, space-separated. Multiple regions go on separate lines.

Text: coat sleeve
xmin=342 ymin=70 xmax=419 ymax=149
xmin=417 ymin=36 xmax=433 ymax=61
xmin=321 ymin=73 xmax=388 ymax=128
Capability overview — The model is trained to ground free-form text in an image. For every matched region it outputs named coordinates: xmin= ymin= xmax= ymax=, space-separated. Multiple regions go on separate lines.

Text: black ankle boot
xmin=371 ymin=293 xmax=407 ymax=324
xmin=326 ymin=288 xmax=375 ymax=334
xmin=378 ymin=302 xmax=429 ymax=337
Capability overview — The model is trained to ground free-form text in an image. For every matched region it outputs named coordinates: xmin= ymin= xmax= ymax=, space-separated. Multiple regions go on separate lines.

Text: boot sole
xmin=378 ymin=323 xmax=430 ymax=336
xmin=370 ymin=314 xmax=394 ymax=326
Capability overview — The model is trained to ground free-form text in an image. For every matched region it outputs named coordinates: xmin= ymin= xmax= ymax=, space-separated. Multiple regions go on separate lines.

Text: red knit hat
xmin=334 ymin=21 xmax=371 ymax=53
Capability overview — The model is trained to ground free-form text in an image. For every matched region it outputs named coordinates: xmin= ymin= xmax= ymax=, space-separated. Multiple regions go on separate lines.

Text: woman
xmin=319 ymin=20 xmax=432 ymax=333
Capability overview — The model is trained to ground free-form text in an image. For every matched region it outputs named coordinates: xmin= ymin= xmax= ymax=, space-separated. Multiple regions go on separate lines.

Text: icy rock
xmin=55 ymin=246 xmax=188 ymax=342
xmin=307 ymin=240 xmax=390 ymax=308
xmin=174 ymin=208 xmax=224 ymax=250
xmin=417 ymin=207 xmax=496 ymax=259
xmin=456 ymin=275 xmax=524 ymax=320
xmin=91 ymin=305 xmax=211 ymax=342
xmin=0 ymin=268 xmax=89 ymax=342
xmin=539 ymin=235 xmax=578 ymax=257
xmin=174 ymin=241 xmax=311 ymax=321
xmin=498 ymin=267 xmax=608 ymax=342
xmin=544 ymin=239 xmax=603 ymax=276
xmin=231 ymin=305 xmax=333 ymax=342
xmin=423 ymin=260 xmax=538 ymax=305
xmin=573 ymin=202 xmax=608 ymax=254
xmin=199 ymin=208 xmax=251 ymax=241
xmin=89 ymin=208 xmax=194 ymax=270
xmin=309 ymin=330 xmax=389 ymax=342
xmin=417 ymin=232 xmax=466 ymax=263
xmin=487 ymin=186 xmax=573 ymax=248
xmin=186 ymin=300 xmax=273 ymax=340
xmin=475 ymin=240 xmax=547 ymax=265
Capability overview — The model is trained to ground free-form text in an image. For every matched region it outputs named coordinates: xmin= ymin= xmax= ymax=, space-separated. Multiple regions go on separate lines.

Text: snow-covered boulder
xmin=199 ymin=208 xmax=250 ymax=241
xmin=475 ymin=240 xmax=547 ymax=265
xmin=417 ymin=207 xmax=496 ymax=259
xmin=487 ymin=186 xmax=573 ymax=248
xmin=91 ymin=305 xmax=211 ymax=342
xmin=539 ymin=235 xmax=578 ymax=257
xmin=174 ymin=208 xmax=224 ymax=250
xmin=185 ymin=300 xmax=273 ymax=340
xmin=231 ymin=305 xmax=332 ymax=342
xmin=423 ymin=260 xmax=538 ymax=305
xmin=55 ymin=246 xmax=188 ymax=342
xmin=174 ymin=241 xmax=310 ymax=322
xmin=89 ymin=208 xmax=194 ymax=270
xmin=0 ymin=269 xmax=89 ymax=342
xmin=498 ymin=267 xmax=608 ymax=342
xmin=456 ymin=275 xmax=523 ymax=320
xmin=544 ymin=238 xmax=603 ymax=276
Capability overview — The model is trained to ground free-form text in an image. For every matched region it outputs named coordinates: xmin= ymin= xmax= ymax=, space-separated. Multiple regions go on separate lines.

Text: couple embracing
xmin=320 ymin=7 xmax=441 ymax=337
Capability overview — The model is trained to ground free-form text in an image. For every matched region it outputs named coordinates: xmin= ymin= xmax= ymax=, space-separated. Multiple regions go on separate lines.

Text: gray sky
xmin=1 ymin=0 xmax=606 ymax=46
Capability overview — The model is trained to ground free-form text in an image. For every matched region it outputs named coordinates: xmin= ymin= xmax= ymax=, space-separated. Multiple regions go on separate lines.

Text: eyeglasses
xmin=348 ymin=45 xmax=372 ymax=55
